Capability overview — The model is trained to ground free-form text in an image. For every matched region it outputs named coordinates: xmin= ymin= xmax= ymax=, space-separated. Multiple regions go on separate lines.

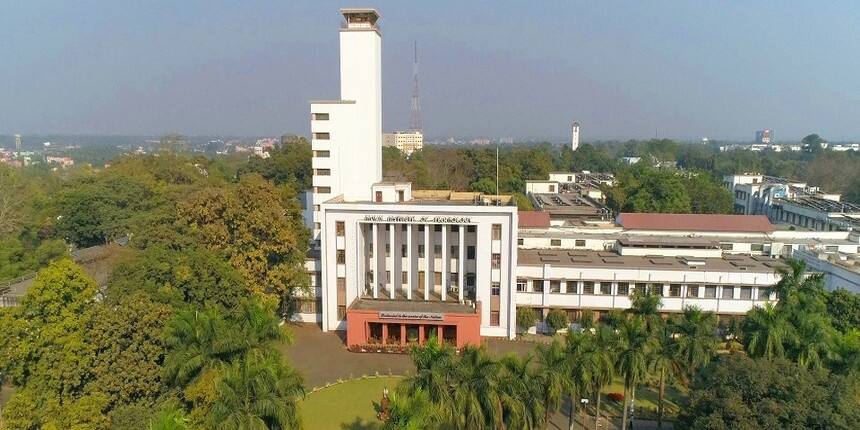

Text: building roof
xmin=518 ymin=249 xmax=784 ymax=273
xmin=518 ymin=211 xmax=551 ymax=228
xmin=617 ymin=213 xmax=774 ymax=233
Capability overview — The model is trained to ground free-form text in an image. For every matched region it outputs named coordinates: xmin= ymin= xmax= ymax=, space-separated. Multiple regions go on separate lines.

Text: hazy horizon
xmin=2 ymin=1 xmax=859 ymax=141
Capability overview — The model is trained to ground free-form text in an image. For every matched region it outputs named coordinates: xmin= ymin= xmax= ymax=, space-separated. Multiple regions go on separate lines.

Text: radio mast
xmin=410 ymin=41 xmax=422 ymax=132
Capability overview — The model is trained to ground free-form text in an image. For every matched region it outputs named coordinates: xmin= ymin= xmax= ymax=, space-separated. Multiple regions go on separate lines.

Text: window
xmin=517 ymin=238 xmax=524 ymax=245
xmin=516 ymin=279 xmax=527 ymax=292
xmin=312 ymin=112 xmax=330 ymax=120
xmin=401 ymin=224 xmax=407 ymax=232
xmin=687 ymin=285 xmax=699 ymax=298
xmin=401 ymin=244 xmax=407 ymax=256
xmin=315 ymin=186 xmax=331 ymax=194
xmin=704 ymin=285 xmax=717 ymax=298
xmin=466 ymin=273 xmax=476 ymax=287
xmin=418 ymin=225 xmax=425 ymax=232
xmin=575 ymin=239 xmax=586 ymax=247
xmin=337 ymin=277 xmax=346 ymax=291
xmin=385 ymin=224 xmax=390 ymax=231
xmin=467 ymin=246 xmax=476 ymax=259
xmin=740 ymin=287 xmax=753 ymax=300
xmin=434 ymin=245 xmax=442 ymax=257
xmin=314 ymin=222 xmax=321 ymax=230
xmin=826 ymin=245 xmax=838 ymax=252
xmin=549 ymin=185 xmax=556 ymax=192
xmin=313 ymin=150 xmax=330 ymax=157
xmin=314 ymin=204 xmax=320 ymax=211
xmin=337 ymin=305 xmax=346 ymax=320
xmin=757 ymin=288 xmax=771 ymax=300
xmin=719 ymin=243 xmax=733 ymax=250
xmin=617 ymin=283 xmax=630 ymax=296
xmin=551 ymin=239 xmax=561 ymax=246
xmin=397 ymin=190 xmax=405 ymax=202
xmin=492 ymin=224 xmax=502 ymax=240
xmin=385 ymin=244 xmax=390 ymax=257
xmin=313 ymin=132 xmax=330 ymax=140
xmin=491 ymin=282 xmax=501 ymax=296
xmin=669 ymin=284 xmax=682 ymax=297
xmin=450 ymin=245 xmax=459 ymax=256
xmin=315 ymin=168 xmax=331 ymax=176
xmin=336 ymin=250 xmax=345 ymax=264
xmin=598 ymin=282 xmax=610 ymax=295
xmin=385 ymin=271 xmax=391 ymax=283
xmin=434 ymin=225 xmax=442 ymax=232
xmin=368 ymin=244 xmax=373 ymax=258
xmin=491 ymin=253 xmax=501 ymax=268
xmin=375 ymin=191 xmax=383 ymax=203
xmin=751 ymin=243 xmax=764 ymax=252
xmin=467 ymin=225 xmax=476 ymax=233
xmin=722 ymin=287 xmax=734 ymax=299
xmin=533 ymin=280 xmax=544 ymax=293
xmin=651 ymin=284 xmax=664 ymax=296
xmin=336 ymin=221 xmax=345 ymax=237
xmin=490 ymin=311 xmax=500 ymax=326
xmin=550 ymin=280 xmax=561 ymax=293
xmin=418 ymin=245 xmax=425 ymax=258
xmin=434 ymin=272 xmax=442 ymax=284
xmin=450 ymin=273 xmax=459 ymax=286
xmin=583 ymin=281 xmax=594 ymax=295
xmin=402 ymin=271 xmax=408 ymax=283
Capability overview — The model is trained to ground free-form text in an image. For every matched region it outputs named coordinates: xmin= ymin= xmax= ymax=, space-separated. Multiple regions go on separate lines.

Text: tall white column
xmin=424 ymin=225 xmax=431 ymax=300
xmin=458 ymin=225 xmax=465 ymax=303
xmin=406 ymin=224 xmax=413 ymax=300
xmin=389 ymin=224 xmax=397 ymax=299
xmin=441 ymin=225 xmax=448 ymax=301
xmin=372 ymin=223 xmax=380 ymax=299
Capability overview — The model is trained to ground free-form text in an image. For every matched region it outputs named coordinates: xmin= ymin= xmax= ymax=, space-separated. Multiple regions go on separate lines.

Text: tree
xmin=535 ymin=340 xmax=571 ymax=430
xmin=588 ymin=326 xmax=616 ymax=430
xmin=826 ymin=289 xmax=860 ymax=333
xmin=624 ymin=170 xmax=691 ymax=213
xmin=107 ymin=246 xmax=246 ymax=309
xmin=772 ymin=259 xmax=824 ymax=311
xmin=678 ymin=355 xmax=860 ymax=430
xmin=383 ymin=389 xmax=440 ymax=430
xmin=629 ymin=286 xmax=662 ymax=334
xmin=208 ymin=351 xmax=304 ymax=430
xmin=650 ymin=325 xmax=684 ymax=429
xmin=545 ymin=309 xmax=569 ymax=334
xmin=149 ymin=403 xmax=191 ymax=430
xmin=562 ymin=332 xmax=594 ymax=430
xmin=450 ymin=346 xmax=504 ymax=430
xmin=403 ymin=338 xmax=458 ymax=421
xmin=499 ymin=354 xmax=544 ymax=430
xmin=0 ymin=164 xmax=25 ymax=236
xmin=516 ymin=307 xmax=538 ymax=332
xmin=685 ymin=172 xmax=733 ymax=214
xmin=616 ymin=317 xmax=653 ymax=430
xmin=742 ymin=303 xmax=793 ymax=360
xmin=792 ymin=313 xmax=833 ymax=370
xmin=672 ymin=306 xmax=718 ymax=375
xmin=177 ymin=174 xmax=310 ymax=305
xmin=238 ymin=137 xmax=313 ymax=190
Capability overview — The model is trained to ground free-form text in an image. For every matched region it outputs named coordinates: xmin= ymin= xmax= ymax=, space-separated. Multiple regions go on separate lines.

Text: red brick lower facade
xmin=346 ymin=304 xmax=482 ymax=351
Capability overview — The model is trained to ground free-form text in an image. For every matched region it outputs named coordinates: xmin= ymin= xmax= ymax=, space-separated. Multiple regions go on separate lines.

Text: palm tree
xmin=672 ymin=306 xmax=718 ymax=375
xmin=650 ymin=324 xmax=684 ymax=430
xmin=402 ymin=338 xmax=458 ymax=421
xmin=743 ymin=302 xmax=793 ymax=360
xmin=629 ymin=287 xmax=662 ymax=334
xmin=163 ymin=307 xmax=239 ymax=387
xmin=616 ymin=317 xmax=653 ymax=430
xmin=149 ymin=404 xmax=190 ymax=430
xmin=830 ymin=329 xmax=860 ymax=374
xmin=451 ymin=346 xmax=503 ymax=430
xmin=232 ymin=297 xmax=292 ymax=350
xmin=499 ymin=354 xmax=545 ymax=430
xmin=384 ymin=388 xmax=439 ymax=430
xmin=563 ymin=331 xmax=595 ymax=430
xmin=792 ymin=313 xmax=833 ymax=369
xmin=535 ymin=340 xmax=571 ymax=430
xmin=208 ymin=351 xmax=304 ymax=430
xmin=773 ymin=259 xmax=825 ymax=310
xmin=589 ymin=326 xmax=616 ymax=430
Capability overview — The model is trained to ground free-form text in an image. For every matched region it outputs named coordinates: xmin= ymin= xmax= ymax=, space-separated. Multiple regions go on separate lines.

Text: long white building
xmin=297 ymin=9 xmax=860 ymax=350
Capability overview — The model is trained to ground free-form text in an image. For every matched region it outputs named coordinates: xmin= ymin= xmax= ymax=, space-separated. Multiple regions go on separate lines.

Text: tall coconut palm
xmin=743 ymin=302 xmax=794 ymax=360
xmin=830 ymin=329 xmax=860 ymax=374
xmin=535 ymin=340 xmax=571 ymax=430
xmin=650 ymin=323 xmax=684 ymax=430
xmin=563 ymin=331 xmax=593 ymax=430
xmin=163 ymin=307 xmax=240 ymax=387
xmin=403 ymin=338 xmax=458 ymax=421
xmin=384 ymin=388 xmax=439 ymax=430
xmin=672 ymin=306 xmax=718 ymax=375
xmin=589 ymin=326 xmax=616 ymax=430
xmin=629 ymin=287 xmax=663 ymax=334
xmin=616 ymin=317 xmax=653 ymax=430
xmin=499 ymin=354 xmax=545 ymax=430
xmin=451 ymin=346 xmax=504 ymax=430
xmin=773 ymin=259 xmax=825 ymax=310
xmin=149 ymin=404 xmax=190 ymax=430
xmin=232 ymin=297 xmax=292 ymax=350
xmin=208 ymin=351 xmax=304 ymax=430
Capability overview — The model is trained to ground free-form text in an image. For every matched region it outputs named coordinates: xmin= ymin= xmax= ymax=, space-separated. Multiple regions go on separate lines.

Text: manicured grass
xmin=596 ymin=379 xmax=687 ymax=420
xmin=301 ymin=376 xmax=403 ymax=430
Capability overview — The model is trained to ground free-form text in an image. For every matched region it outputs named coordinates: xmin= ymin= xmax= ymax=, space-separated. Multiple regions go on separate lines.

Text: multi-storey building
xmin=383 ymin=131 xmax=423 ymax=156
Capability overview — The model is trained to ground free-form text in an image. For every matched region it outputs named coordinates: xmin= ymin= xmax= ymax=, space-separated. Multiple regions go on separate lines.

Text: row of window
xmin=517 ymin=280 xmax=773 ymax=300
xmin=355 ymin=245 xmax=478 ymax=260
xmin=518 ymin=238 xmax=587 ymax=247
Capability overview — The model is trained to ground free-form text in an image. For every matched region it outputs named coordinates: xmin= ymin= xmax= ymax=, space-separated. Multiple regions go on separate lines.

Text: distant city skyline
xmin=1 ymin=1 xmax=859 ymax=140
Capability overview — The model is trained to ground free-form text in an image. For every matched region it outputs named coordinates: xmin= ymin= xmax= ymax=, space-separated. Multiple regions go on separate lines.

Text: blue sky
xmin=1 ymin=1 xmax=858 ymax=141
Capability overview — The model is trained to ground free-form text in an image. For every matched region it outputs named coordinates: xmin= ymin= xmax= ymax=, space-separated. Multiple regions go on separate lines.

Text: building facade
xmin=383 ymin=130 xmax=424 ymax=156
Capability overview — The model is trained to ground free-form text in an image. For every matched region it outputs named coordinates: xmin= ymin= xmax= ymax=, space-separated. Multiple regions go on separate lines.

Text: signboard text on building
xmin=363 ymin=215 xmax=472 ymax=224
xmin=379 ymin=311 xmax=444 ymax=321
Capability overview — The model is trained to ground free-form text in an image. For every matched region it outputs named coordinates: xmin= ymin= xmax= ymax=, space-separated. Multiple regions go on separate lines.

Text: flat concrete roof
xmin=518 ymin=249 xmax=784 ymax=273
xmin=350 ymin=299 xmax=476 ymax=314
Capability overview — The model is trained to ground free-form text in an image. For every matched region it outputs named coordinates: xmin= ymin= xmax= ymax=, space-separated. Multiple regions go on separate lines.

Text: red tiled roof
xmin=518 ymin=211 xmax=551 ymax=228
xmin=617 ymin=213 xmax=774 ymax=233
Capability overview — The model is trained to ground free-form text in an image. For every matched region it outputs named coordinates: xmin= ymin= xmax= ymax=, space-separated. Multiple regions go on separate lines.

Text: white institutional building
xmin=296 ymin=9 xmax=860 ymax=350
xmin=383 ymin=130 xmax=424 ymax=156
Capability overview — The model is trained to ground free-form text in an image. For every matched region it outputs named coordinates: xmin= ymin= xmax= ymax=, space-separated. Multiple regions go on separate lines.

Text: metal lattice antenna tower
xmin=410 ymin=41 xmax=422 ymax=132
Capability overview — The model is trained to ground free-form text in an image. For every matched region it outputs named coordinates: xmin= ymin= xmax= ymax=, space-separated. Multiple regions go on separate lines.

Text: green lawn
xmin=596 ymin=379 xmax=686 ymax=420
xmin=301 ymin=376 xmax=403 ymax=430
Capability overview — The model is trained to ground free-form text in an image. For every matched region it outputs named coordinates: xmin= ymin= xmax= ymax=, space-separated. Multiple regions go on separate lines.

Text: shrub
xmin=545 ymin=309 xmax=569 ymax=333
xmin=579 ymin=309 xmax=594 ymax=330
xmin=516 ymin=307 xmax=538 ymax=330
xmin=608 ymin=392 xmax=624 ymax=402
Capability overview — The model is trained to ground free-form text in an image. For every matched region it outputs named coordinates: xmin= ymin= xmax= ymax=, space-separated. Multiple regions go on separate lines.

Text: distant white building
xmin=571 ymin=122 xmax=580 ymax=151
xmin=383 ymin=130 xmax=423 ymax=156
